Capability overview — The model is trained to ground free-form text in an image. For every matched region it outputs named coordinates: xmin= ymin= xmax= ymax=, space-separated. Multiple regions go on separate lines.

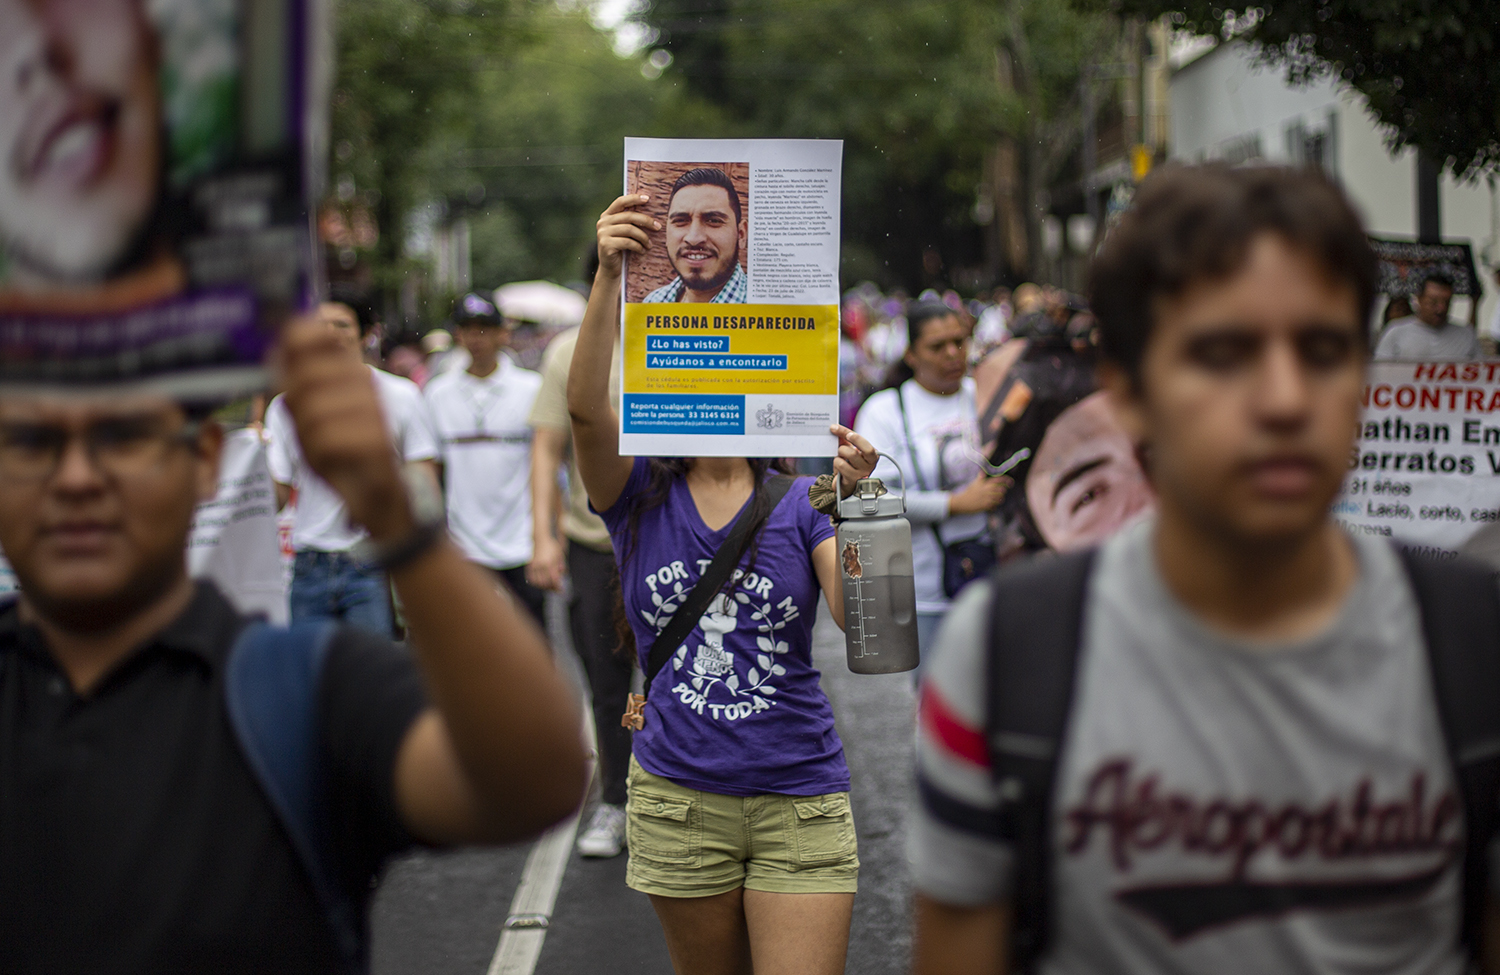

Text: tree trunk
xmin=1003 ymin=0 xmax=1042 ymax=284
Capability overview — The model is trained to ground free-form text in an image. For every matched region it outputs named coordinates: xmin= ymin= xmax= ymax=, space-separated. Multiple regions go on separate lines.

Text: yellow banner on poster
xmin=623 ymin=303 xmax=839 ymax=397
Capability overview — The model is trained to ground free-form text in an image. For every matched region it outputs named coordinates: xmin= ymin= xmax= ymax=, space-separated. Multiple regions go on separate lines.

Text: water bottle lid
xmin=839 ymin=477 xmax=907 ymax=518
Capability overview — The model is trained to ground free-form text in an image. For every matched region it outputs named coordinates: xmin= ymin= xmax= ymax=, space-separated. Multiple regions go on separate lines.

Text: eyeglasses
xmin=0 ymin=417 xmax=202 ymax=485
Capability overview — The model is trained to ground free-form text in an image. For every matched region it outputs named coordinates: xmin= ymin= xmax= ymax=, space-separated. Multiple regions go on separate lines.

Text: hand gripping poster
xmin=620 ymin=138 xmax=842 ymax=456
xmin=1334 ymin=360 xmax=1500 ymax=557
xmin=0 ymin=0 xmax=328 ymax=396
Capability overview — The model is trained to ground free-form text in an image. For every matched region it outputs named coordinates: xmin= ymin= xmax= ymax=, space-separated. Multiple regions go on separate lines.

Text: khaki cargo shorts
xmin=624 ymin=756 xmax=860 ymax=897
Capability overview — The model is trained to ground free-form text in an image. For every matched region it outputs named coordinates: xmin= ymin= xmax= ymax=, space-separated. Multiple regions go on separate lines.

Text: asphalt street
xmin=371 ymin=596 xmax=917 ymax=975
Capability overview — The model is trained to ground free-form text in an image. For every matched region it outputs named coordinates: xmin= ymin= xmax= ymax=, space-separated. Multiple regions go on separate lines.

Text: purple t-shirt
xmin=600 ymin=458 xmax=850 ymax=797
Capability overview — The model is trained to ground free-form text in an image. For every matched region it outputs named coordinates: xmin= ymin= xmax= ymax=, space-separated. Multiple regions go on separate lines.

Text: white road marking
xmin=485 ymin=686 xmax=598 ymax=975
xmin=484 ymin=810 xmax=583 ymax=975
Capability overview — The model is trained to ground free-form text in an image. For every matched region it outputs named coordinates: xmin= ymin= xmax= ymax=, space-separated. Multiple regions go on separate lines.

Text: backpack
xmin=225 ymin=620 xmax=365 ymax=975
xmin=985 ymin=547 xmax=1500 ymax=972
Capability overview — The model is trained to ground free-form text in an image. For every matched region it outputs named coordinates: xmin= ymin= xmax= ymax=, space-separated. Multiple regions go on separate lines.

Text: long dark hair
xmin=613 ymin=456 xmax=797 ymax=660
xmin=879 ymin=300 xmax=960 ymax=391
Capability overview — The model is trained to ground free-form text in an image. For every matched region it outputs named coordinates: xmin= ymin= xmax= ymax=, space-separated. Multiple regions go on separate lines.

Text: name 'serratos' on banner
xmin=620 ymin=138 xmax=843 ymax=457
xmin=1336 ymin=361 xmax=1500 ymax=555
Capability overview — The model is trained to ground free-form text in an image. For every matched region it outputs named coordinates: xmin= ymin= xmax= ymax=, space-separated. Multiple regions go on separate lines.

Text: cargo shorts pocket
xmin=789 ymin=794 xmax=856 ymax=868
xmin=627 ymin=790 xmax=701 ymax=866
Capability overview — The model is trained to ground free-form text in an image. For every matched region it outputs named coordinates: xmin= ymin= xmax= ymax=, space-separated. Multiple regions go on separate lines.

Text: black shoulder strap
xmin=895 ymin=386 xmax=948 ymax=553
xmin=985 ymin=548 xmax=1096 ymax=973
xmin=1397 ymin=546 xmax=1500 ymax=961
xmin=894 ymin=383 xmax=930 ymax=492
xmin=642 ymin=474 xmax=796 ymax=697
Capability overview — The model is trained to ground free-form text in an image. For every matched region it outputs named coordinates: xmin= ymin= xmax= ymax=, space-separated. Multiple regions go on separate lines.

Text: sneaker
xmin=576 ymin=803 xmax=626 ymax=858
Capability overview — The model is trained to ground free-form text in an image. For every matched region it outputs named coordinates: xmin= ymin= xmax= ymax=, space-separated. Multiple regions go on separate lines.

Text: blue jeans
xmin=289 ymin=550 xmax=392 ymax=636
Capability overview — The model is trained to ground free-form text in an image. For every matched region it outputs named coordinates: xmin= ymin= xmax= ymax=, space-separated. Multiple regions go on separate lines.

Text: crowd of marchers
xmin=7 ymin=162 xmax=1500 ymax=975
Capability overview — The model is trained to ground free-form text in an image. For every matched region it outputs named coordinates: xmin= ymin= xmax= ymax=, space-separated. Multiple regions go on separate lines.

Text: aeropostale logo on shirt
xmin=1062 ymin=757 xmax=1461 ymax=939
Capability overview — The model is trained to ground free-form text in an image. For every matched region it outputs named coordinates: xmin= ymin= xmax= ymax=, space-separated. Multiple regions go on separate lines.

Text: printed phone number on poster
xmin=627 ymin=408 xmax=737 ymax=421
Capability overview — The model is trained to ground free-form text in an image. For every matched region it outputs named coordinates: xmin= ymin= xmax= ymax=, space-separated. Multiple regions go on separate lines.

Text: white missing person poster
xmin=619 ymin=138 xmax=842 ymax=457
xmin=1335 ymin=360 xmax=1500 ymax=555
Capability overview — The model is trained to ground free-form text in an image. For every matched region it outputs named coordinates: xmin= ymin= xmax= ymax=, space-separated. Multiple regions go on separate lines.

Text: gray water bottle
xmin=838 ymin=472 xmax=918 ymax=674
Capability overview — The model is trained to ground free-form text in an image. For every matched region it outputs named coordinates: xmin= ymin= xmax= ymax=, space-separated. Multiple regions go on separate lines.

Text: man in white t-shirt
xmin=912 ymin=165 xmax=1500 ymax=973
xmin=1374 ymin=271 xmax=1481 ymax=360
xmin=267 ymin=290 xmax=439 ymax=633
xmin=424 ymin=293 xmax=546 ymax=626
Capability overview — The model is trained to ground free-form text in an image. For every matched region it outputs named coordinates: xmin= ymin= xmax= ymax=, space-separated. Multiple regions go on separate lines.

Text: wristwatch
xmin=352 ymin=464 xmax=447 ymax=571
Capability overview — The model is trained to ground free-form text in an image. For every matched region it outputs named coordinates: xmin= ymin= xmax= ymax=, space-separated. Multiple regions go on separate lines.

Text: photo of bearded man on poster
xmin=631 ymin=163 xmax=749 ymax=305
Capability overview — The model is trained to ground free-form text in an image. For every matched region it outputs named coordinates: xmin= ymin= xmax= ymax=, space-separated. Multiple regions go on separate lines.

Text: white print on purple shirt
xmin=640 ymin=560 xmax=800 ymax=722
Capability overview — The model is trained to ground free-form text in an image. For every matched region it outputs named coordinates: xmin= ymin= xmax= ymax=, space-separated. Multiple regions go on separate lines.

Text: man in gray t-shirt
xmin=911 ymin=166 xmax=1500 ymax=974
xmin=1375 ymin=273 xmax=1480 ymax=361
xmin=915 ymin=521 xmax=1469 ymax=974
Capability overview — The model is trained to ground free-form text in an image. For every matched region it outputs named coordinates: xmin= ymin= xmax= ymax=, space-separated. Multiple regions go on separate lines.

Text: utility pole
xmin=1416 ymin=152 xmax=1441 ymax=244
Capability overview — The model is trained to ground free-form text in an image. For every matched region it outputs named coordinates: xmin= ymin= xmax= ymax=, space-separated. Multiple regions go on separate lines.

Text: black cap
xmin=453 ymin=292 xmax=501 ymax=326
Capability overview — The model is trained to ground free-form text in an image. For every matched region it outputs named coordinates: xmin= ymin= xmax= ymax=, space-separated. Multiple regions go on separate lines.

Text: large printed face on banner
xmin=1025 ymin=391 xmax=1154 ymax=551
xmin=626 ymin=161 xmax=749 ymax=305
xmin=976 ymin=339 xmax=1154 ymax=557
xmin=0 ymin=0 xmax=165 ymax=292
xmin=0 ymin=0 xmax=309 ymax=395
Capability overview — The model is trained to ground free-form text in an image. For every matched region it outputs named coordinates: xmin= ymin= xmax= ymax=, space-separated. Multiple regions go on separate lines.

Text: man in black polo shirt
xmin=0 ymin=318 xmax=588 ymax=973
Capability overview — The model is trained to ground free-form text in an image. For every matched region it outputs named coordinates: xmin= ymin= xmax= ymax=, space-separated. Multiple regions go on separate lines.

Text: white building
xmin=1169 ymin=41 xmax=1500 ymax=335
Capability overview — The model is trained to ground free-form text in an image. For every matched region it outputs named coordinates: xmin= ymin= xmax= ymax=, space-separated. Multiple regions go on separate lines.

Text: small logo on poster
xmin=756 ymin=403 xmax=784 ymax=429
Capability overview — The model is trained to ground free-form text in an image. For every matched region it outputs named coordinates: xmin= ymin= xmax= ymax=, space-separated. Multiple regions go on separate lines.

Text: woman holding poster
xmin=570 ymin=193 xmax=877 ymax=975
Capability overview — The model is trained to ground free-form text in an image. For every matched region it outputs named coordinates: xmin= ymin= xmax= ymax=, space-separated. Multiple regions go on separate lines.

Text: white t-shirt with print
xmin=266 ymin=366 xmax=439 ymax=553
xmin=424 ymin=357 xmax=543 ymax=569
xmin=856 ymin=377 xmax=985 ymax=612
xmin=911 ymin=517 xmax=1474 ymax=974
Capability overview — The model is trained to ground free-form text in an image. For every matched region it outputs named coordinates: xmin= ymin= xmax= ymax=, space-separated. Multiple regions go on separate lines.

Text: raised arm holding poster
xmin=1334 ymin=360 xmax=1500 ymax=555
xmin=0 ymin=0 xmax=326 ymax=396
xmin=620 ymin=138 xmax=841 ymax=457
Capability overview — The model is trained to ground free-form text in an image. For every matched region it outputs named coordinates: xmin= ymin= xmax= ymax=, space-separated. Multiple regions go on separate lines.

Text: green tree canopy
xmin=634 ymin=0 xmax=1123 ymax=288
xmin=332 ymin=0 xmax=529 ymax=294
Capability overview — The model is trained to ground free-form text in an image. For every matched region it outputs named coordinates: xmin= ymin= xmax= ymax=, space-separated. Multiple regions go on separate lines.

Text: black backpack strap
xmin=641 ymin=474 xmax=795 ymax=698
xmin=985 ymin=549 xmax=1096 ymax=972
xmin=1397 ymin=546 xmax=1500 ymax=961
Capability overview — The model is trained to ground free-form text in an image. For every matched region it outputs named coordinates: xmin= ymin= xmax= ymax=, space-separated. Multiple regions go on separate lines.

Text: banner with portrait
xmin=1369 ymin=237 xmax=1480 ymax=297
xmin=972 ymin=335 xmax=1154 ymax=561
xmin=0 ymin=0 xmax=329 ymax=397
xmin=619 ymin=138 xmax=842 ymax=456
xmin=1334 ymin=360 xmax=1500 ymax=556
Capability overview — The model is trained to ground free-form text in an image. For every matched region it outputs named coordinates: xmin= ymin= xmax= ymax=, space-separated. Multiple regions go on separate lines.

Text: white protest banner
xmin=1334 ymin=360 xmax=1500 ymax=555
xmin=620 ymin=138 xmax=842 ymax=457
xmin=188 ymin=427 xmax=288 ymax=623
